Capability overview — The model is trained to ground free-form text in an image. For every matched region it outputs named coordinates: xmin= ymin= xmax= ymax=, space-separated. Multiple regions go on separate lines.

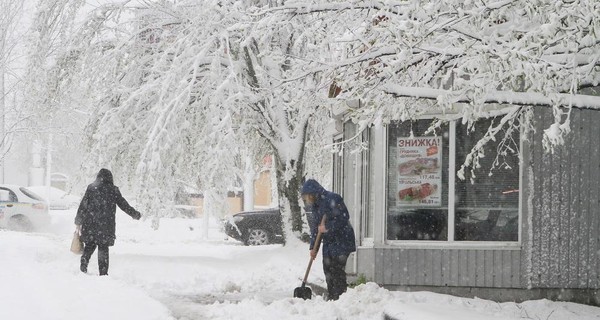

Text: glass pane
xmin=455 ymin=117 xmax=520 ymax=242
xmin=387 ymin=120 xmax=449 ymax=241
xmin=362 ymin=128 xmax=373 ymax=238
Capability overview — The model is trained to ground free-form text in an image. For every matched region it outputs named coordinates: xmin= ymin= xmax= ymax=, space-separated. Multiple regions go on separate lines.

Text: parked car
xmin=27 ymin=186 xmax=81 ymax=210
xmin=0 ymin=184 xmax=50 ymax=231
xmin=222 ymin=208 xmax=285 ymax=246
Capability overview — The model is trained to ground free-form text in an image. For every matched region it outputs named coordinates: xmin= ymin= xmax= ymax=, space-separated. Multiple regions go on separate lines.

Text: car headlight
xmin=233 ymin=216 xmax=244 ymax=222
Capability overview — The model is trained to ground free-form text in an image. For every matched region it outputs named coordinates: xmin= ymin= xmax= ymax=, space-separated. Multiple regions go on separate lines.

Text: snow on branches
xmin=33 ymin=0 xmax=599 ymax=222
xmin=259 ymin=0 xmax=599 ymax=173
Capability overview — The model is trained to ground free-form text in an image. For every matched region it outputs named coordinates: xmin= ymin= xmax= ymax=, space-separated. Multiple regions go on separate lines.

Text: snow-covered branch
xmin=383 ymin=85 xmax=600 ymax=110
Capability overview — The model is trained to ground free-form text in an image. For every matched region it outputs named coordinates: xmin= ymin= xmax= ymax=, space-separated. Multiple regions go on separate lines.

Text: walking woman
xmin=74 ymin=168 xmax=141 ymax=275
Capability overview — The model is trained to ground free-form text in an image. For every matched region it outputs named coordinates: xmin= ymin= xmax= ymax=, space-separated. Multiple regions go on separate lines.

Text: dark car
xmin=223 ymin=208 xmax=285 ymax=246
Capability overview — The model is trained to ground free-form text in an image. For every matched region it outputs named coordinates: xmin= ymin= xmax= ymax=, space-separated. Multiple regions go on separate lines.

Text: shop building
xmin=334 ymin=104 xmax=600 ymax=305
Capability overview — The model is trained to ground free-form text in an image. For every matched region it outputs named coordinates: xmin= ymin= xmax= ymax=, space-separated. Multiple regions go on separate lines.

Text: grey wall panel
xmin=375 ymin=250 xmax=384 ymax=283
xmin=548 ymin=107 xmax=562 ymax=287
xmin=530 ymin=109 xmax=545 ymax=288
xmin=520 ymin=118 xmax=533 ymax=289
xmin=383 ymin=246 xmax=393 ymax=284
xmin=450 ymin=250 xmax=460 ymax=286
xmin=459 ymin=250 xmax=470 ymax=286
xmin=579 ymin=110 xmax=591 ymax=288
xmin=493 ymin=250 xmax=502 ymax=287
xmin=588 ymin=110 xmax=600 ymax=288
xmin=408 ymin=249 xmax=418 ymax=284
xmin=441 ymin=249 xmax=451 ymax=286
xmin=433 ymin=249 xmax=443 ymax=285
xmin=485 ymin=250 xmax=494 ymax=287
xmin=512 ymin=250 xmax=521 ymax=288
xmin=373 ymin=248 xmax=522 ymax=288
xmin=424 ymin=250 xmax=434 ymax=286
xmin=539 ymin=109 xmax=553 ymax=287
xmin=392 ymin=249 xmax=402 ymax=284
xmin=500 ymin=250 xmax=511 ymax=287
xmin=476 ymin=250 xmax=486 ymax=287
xmin=356 ymin=248 xmax=376 ymax=280
xmin=563 ymin=109 xmax=577 ymax=288
xmin=571 ymin=109 xmax=584 ymax=288
xmin=530 ymin=107 xmax=600 ymax=289
xmin=467 ymin=250 xmax=477 ymax=287
xmin=415 ymin=250 xmax=427 ymax=284
xmin=568 ymin=109 xmax=581 ymax=288
xmin=399 ymin=249 xmax=409 ymax=284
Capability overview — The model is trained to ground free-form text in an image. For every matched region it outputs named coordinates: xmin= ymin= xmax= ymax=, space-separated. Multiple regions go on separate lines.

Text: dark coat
xmin=74 ymin=169 xmax=141 ymax=246
xmin=302 ymin=179 xmax=356 ymax=257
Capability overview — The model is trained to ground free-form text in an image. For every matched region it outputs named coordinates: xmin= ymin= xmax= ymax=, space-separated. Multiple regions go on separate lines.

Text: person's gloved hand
xmin=133 ymin=211 xmax=142 ymax=220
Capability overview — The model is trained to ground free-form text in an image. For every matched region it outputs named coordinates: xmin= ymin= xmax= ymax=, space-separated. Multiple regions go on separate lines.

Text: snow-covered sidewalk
xmin=1 ymin=209 xmax=599 ymax=320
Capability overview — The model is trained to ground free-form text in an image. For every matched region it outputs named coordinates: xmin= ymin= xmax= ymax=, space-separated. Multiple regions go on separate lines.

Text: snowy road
xmin=1 ymin=210 xmax=599 ymax=320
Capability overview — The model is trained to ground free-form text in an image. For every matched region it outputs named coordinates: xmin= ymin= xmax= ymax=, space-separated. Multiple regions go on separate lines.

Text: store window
xmin=386 ymin=116 xmax=520 ymax=242
xmin=333 ymin=122 xmax=374 ymax=242
xmin=454 ymin=118 xmax=519 ymax=241
xmin=387 ymin=120 xmax=449 ymax=241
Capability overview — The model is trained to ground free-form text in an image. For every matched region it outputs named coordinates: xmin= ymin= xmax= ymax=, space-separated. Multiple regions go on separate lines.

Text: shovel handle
xmin=302 ymin=215 xmax=326 ymax=285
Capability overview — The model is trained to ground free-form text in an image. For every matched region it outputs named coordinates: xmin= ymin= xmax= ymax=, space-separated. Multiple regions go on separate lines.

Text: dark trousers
xmin=81 ymin=242 xmax=110 ymax=276
xmin=322 ymin=255 xmax=349 ymax=300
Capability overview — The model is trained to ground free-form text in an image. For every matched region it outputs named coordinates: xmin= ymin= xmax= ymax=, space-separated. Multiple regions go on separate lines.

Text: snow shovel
xmin=294 ymin=215 xmax=326 ymax=300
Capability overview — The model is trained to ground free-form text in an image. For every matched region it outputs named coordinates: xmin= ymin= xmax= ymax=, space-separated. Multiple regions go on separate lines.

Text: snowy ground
xmin=1 ymin=210 xmax=599 ymax=320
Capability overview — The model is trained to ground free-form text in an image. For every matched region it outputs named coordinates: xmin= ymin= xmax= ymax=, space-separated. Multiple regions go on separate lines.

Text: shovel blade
xmin=293 ymin=286 xmax=312 ymax=300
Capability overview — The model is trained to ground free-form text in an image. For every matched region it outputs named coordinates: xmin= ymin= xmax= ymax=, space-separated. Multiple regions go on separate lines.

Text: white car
xmin=0 ymin=184 xmax=51 ymax=231
xmin=27 ymin=186 xmax=81 ymax=210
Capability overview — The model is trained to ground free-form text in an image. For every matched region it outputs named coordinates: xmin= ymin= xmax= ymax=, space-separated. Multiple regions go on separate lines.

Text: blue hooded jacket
xmin=302 ymin=179 xmax=356 ymax=257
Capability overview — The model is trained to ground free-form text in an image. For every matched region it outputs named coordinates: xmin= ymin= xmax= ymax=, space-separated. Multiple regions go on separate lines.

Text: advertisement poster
xmin=397 ymin=136 xmax=442 ymax=206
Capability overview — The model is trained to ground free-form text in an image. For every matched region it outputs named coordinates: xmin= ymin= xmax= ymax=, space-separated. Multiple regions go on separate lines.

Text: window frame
xmin=384 ymin=116 xmax=523 ymax=249
xmin=332 ymin=134 xmax=344 ymax=195
xmin=360 ymin=127 xmax=374 ymax=244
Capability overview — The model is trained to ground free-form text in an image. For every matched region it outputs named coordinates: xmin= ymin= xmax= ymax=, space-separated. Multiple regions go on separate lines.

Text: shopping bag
xmin=70 ymin=231 xmax=83 ymax=254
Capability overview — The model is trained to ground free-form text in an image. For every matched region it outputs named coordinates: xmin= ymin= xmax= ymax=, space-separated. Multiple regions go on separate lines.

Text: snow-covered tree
xmin=0 ymin=0 xmax=26 ymax=177
xmin=40 ymin=0 xmax=599 ymax=237
xmin=19 ymin=0 xmax=89 ymax=188
xmin=74 ymin=2 xmax=253 ymax=223
xmin=255 ymin=0 xmax=599 ymax=177
xmin=50 ymin=1 xmax=333 ymax=237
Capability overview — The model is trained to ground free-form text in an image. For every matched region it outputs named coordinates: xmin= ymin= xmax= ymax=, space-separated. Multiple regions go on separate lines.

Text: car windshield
xmin=20 ymin=187 xmax=44 ymax=201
